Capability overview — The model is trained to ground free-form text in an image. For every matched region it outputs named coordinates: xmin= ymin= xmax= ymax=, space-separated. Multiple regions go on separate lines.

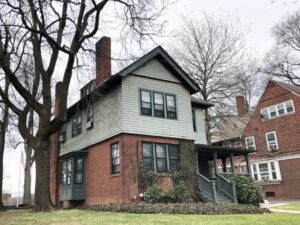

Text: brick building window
xmin=261 ymin=100 xmax=295 ymax=120
xmin=251 ymin=161 xmax=281 ymax=181
xmin=266 ymin=131 xmax=278 ymax=151
xmin=142 ymin=142 xmax=180 ymax=173
xmin=111 ymin=143 xmax=120 ymax=174
xmin=245 ymin=136 xmax=256 ymax=150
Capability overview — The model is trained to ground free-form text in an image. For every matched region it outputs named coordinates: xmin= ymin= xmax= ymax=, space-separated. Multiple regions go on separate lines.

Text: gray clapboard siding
xmin=133 ymin=59 xmax=181 ymax=83
xmin=60 ymin=86 xmax=122 ymax=156
xmin=121 ymin=75 xmax=196 ymax=140
xmin=194 ymin=109 xmax=207 ymax=144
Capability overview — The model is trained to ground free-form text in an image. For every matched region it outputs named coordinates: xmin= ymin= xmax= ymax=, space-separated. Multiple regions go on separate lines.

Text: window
xmin=111 ymin=143 xmax=120 ymax=174
xmin=62 ymin=159 xmax=72 ymax=185
xmin=286 ymin=100 xmax=294 ymax=112
xmin=142 ymin=143 xmax=154 ymax=171
xmin=261 ymin=100 xmax=295 ymax=120
xmin=72 ymin=113 xmax=82 ymax=137
xmin=87 ymin=104 xmax=94 ymax=129
xmin=192 ymin=109 xmax=197 ymax=132
xmin=139 ymin=90 xmax=177 ymax=119
xmin=234 ymin=141 xmax=242 ymax=148
xmin=142 ymin=142 xmax=180 ymax=173
xmin=140 ymin=90 xmax=152 ymax=115
xmin=156 ymin=144 xmax=167 ymax=172
xmin=266 ymin=131 xmax=278 ymax=151
xmin=74 ymin=158 xmax=84 ymax=184
xmin=168 ymin=144 xmax=180 ymax=172
xmin=166 ymin=94 xmax=177 ymax=119
xmin=60 ymin=123 xmax=67 ymax=141
xmin=251 ymin=161 xmax=281 ymax=181
xmin=245 ymin=136 xmax=256 ymax=150
xmin=153 ymin=92 xmax=165 ymax=117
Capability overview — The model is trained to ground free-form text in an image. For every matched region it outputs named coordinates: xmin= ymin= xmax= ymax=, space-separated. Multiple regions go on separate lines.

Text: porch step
xmin=216 ymin=190 xmax=232 ymax=203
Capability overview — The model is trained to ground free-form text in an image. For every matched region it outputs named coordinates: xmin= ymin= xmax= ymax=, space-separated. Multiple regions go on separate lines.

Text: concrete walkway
xmin=260 ymin=200 xmax=300 ymax=214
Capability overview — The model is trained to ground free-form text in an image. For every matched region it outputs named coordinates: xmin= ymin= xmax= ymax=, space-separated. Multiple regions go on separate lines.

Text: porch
xmin=195 ymin=144 xmax=254 ymax=203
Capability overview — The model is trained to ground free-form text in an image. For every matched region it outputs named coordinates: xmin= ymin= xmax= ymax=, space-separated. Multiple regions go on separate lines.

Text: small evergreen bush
xmin=234 ymin=174 xmax=263 ymax=205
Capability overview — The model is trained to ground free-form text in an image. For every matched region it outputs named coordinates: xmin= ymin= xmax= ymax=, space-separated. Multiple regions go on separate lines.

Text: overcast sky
xmin=3 ymin=0 xmax=300 ymax=197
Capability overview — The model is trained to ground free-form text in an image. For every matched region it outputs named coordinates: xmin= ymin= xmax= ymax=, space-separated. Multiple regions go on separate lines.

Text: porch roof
xmin=195 ymin=144 xmax=255 ymax=159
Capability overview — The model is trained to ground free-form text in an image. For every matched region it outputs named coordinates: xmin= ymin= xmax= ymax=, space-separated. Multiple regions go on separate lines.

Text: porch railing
xmin=216 ymin=174 xmax=237 ymax=203
xmin=196 ymin=172 xmax=217 ymax=202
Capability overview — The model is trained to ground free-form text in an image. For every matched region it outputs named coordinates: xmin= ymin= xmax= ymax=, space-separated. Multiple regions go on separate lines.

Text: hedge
xmin=84 ymin=203 xmax=270 ymax=215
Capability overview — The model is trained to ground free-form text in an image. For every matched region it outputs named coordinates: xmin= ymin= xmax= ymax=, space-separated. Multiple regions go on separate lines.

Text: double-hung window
xmin=261 ymin=100 xmax=295 ymax=120
xmin=245 ymin=136 xmax=256 ymax=150
xmin=142 ymin=142 xmax=180 ymax=173
xmin=72 ymin=113 xmax=82 ymax=137
xmin=87 ymin=104 xmax=94 ymax=129
xmin=141 ymin=90 xmax=152 ymax=116
xmin=111 ymin=143 xmax=120 ymax=174
xmin=252 ymin=161 xmax=281 ymax=181
xmin=155 ymin=144 xmax=167 ymax=172
xmin=60 ymin=123 xmax=67 ymax=142
xmin=62 ymin=159 xmax=72 ymax=185
xmin=74 ymin=158 xmax=84 ymax=184
xmin=166 ymin=94 xmax=177 ymax=119
xmin=153 ymin=92 xmax=165 ymax=117
xmin=266 ymin=131 xmax=278 ymax=151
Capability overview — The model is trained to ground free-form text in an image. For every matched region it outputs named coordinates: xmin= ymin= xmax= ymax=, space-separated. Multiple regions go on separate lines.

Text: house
xmin=50 ymin=37 xmax=254 ymax=208
xmin=241 ymin=80 xmax=300 ymax=199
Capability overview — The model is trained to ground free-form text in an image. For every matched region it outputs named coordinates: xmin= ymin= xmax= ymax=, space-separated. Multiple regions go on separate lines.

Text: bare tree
xmin=264 ymin=10 xmax=300 ymax=86
xmin=170 ymin=13 xmax=245 ymax=143
xmin=0 ymin=0 xmax=168 ymax=211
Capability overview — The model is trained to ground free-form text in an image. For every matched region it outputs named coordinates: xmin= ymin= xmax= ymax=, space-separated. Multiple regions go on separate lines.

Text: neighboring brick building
xmin=242 ymin=80 xmax=300 ymax=199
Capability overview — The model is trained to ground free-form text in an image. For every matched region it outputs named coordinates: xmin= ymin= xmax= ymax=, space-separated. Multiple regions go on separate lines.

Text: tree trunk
xmin=34 ymin=139 xmax=51 ymax=212
xmin=23 ymin=142 xmax=32 ymax=205
xmin=0 ymin=92 xmax=9 ymax=211
xmin=204 ymin=108 xmax=211 ymax=144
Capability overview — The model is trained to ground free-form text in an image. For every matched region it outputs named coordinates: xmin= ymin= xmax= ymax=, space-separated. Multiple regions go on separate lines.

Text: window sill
xmin=110 ymin=173 xmax=121 ymax=178
xmin=259 ymin=180 xmax=282 ymax=185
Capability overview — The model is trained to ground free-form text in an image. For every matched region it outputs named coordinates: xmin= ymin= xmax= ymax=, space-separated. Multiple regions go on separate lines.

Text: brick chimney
xmin=50 ymin=81 xmax=62 ymax=207
xmin=236 ymin=95 xmax=248 ymax=116
xmin=96 ymin=36 xmax=111 ymax=85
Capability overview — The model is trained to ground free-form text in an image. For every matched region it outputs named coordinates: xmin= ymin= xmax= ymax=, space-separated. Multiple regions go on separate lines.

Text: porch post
xmin=229 ymin=153 xmax=235 ymax=173
xmin=213 ymin=151 xmax=219 ymax=176
xmin=221 ymin=158 xmax=227 ymax=173
xmin=244 ymin=154 xmax=252 ymax=176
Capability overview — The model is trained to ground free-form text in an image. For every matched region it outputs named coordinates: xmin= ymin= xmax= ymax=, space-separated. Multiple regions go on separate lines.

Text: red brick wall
xmin=243 ymin=81 xmax=300 ymax=159
xmin=243 ymin=81 xmax=300 ymax=199
xmin=262 ymin=158 xmax=300 ymax=199
xmin=84 ymin=133 xmax=179 ymax=205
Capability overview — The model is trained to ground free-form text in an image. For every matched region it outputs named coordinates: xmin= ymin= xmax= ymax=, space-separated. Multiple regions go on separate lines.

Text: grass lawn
xmin=272 ymin=203 xmax=300 ymax=211
xmin=0 ymin=209 xmax=300 ymax=225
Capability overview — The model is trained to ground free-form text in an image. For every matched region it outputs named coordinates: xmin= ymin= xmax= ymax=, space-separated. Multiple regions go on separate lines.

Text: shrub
xmin=234 ymin=174 xmax=263 ymax=205
xmin=138 ymin=167 xmax=158 ymax=191
xmin=86 ymin=202 xmax=270 ymax=215
xmin=144 ymin=181 xmax=191 ymax=204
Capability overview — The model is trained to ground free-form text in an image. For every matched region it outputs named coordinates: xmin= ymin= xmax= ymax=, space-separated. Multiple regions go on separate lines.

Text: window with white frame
xmin=261 ymin=100 xmax=295 ymax=120
xmin=251 ymin=161 xmax=281 ymax=181
xmin=245 ymin=136 xmax=256 ymax=150
xmin=266 ymin=131 xmax=278 ymax=151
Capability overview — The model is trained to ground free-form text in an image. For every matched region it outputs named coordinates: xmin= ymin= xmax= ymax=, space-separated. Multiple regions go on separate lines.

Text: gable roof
xmin=116 ymin=46 xmax=199 ymax=94
xmin=272 ymin=80 xmax=300 ymax=97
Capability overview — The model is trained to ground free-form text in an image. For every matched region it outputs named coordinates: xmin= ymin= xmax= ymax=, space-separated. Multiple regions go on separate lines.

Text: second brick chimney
xmin=236 ymin=95 xmax=248 ymax=116
xmin=95 ymin=36 xmax=111 ymax=85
